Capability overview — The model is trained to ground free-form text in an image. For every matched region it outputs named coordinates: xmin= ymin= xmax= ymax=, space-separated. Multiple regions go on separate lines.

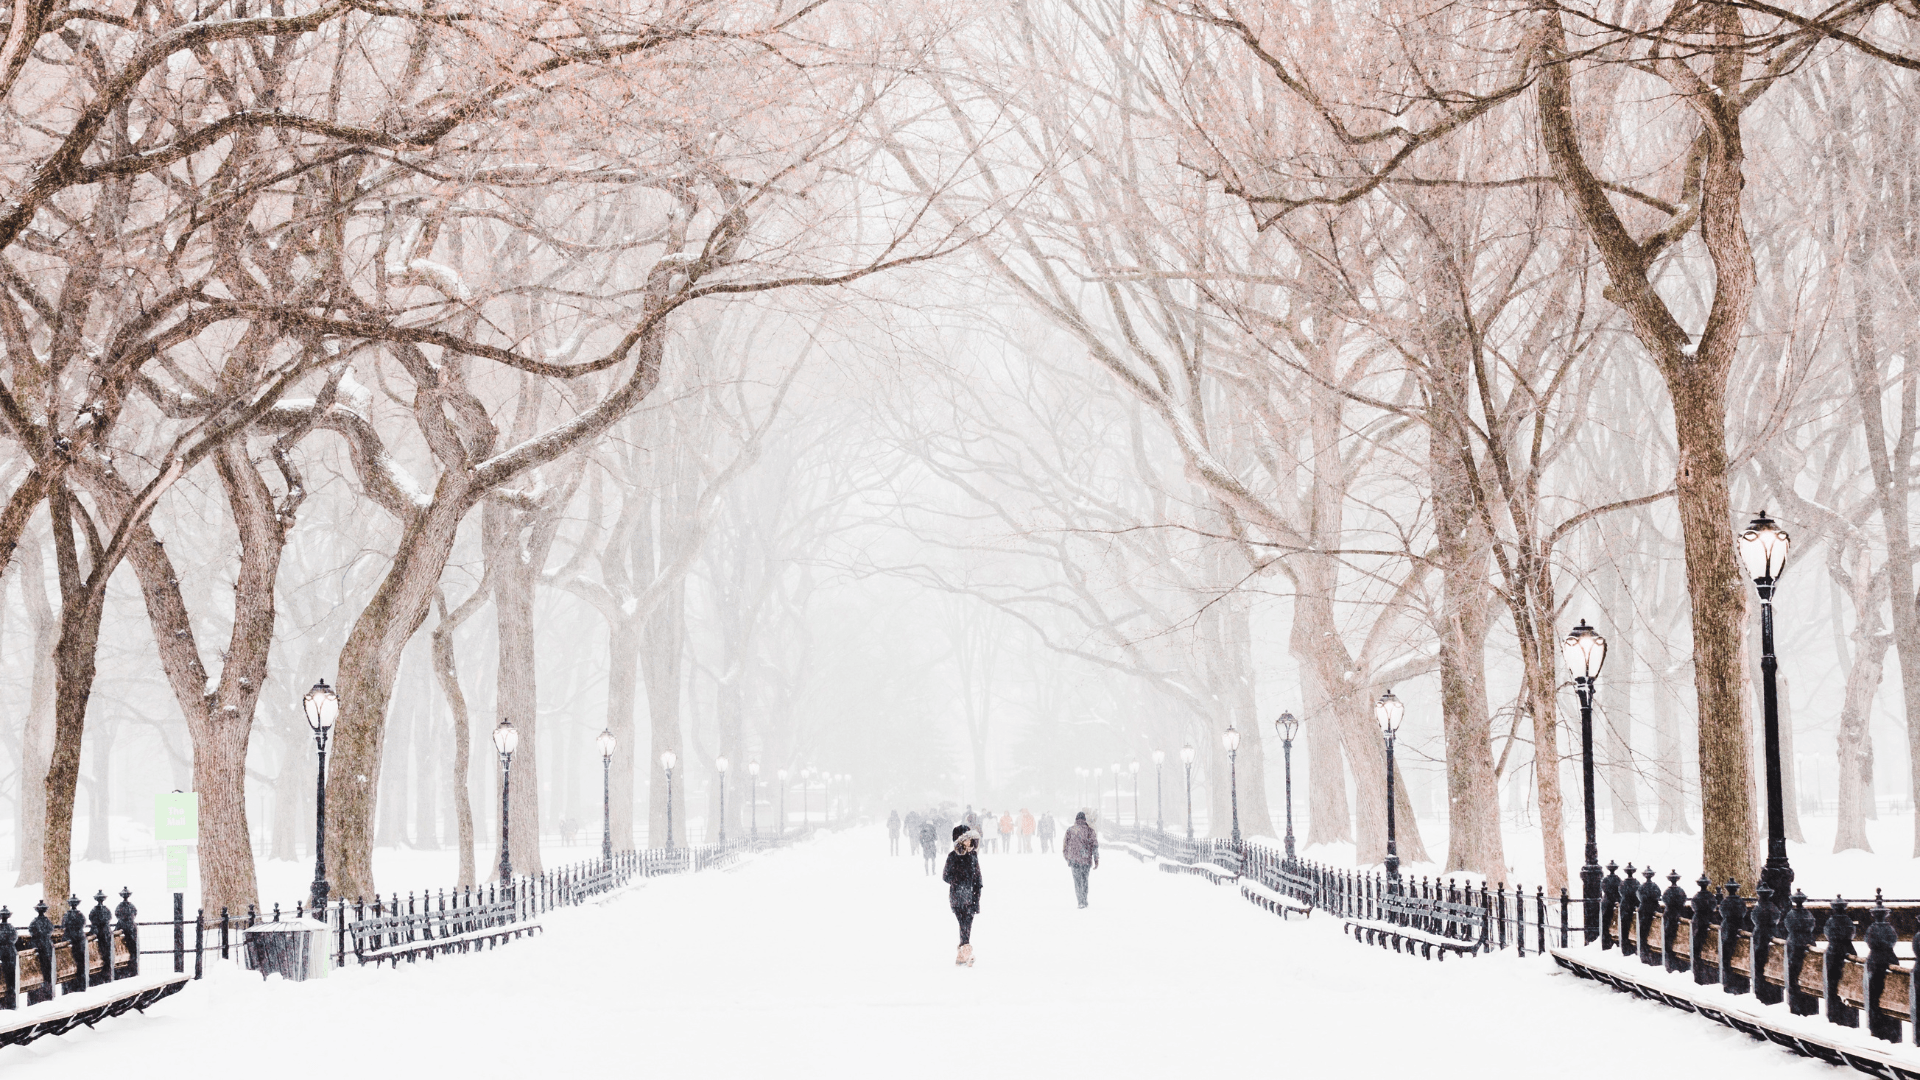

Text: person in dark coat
xmin=1062 ymin=811 xmax=1099 ymax=908
xmin=1037 ymin=810 xmax=1056 ymax=853
xmin=943 ymin=825 xmax=983 ymax=966
xmin=919 ymin=818 xmax=939 ymax=875
xmin=888 ymin=810 xmax=902 ymax=855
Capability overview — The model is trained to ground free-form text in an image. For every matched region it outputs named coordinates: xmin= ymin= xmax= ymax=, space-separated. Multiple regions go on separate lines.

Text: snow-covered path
xmin=4 ymin=828 xmax=1848 ymax=1078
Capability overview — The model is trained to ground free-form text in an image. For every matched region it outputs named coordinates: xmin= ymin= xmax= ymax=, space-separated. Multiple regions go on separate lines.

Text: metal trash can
xmin=243 ymin=920 xmax=331 ymax=981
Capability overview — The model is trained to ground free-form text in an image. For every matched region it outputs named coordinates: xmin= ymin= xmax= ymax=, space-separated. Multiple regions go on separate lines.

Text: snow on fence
xmin=1118 ymin=826 xmax=1572 ymax=961
xmin=1 ymin=887 xmax=189 ymax=1049
xmin=1554 ymin=862 xmax=1920 ymax=1077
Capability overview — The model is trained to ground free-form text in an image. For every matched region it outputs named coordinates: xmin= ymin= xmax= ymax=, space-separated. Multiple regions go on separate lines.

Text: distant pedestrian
xmin=904 ymin=810 xmax=923 ymax=854
xmin=943 ymin=825 xmax=983 ymax=966
xmin=888 ymin=810 xmax=902 ymax=855
xmin=1019 ymin=809 xmax=1035 ymax=853
xmin=919 ymin=819 xmax=939 ymax=875
xmin=1037 ymin=811 xmax=1056 ymax=852
xmin=998 ymin=811 xmax=1014 ymax=854
xmin=979 ymin=809 xmax=995 ymax=853
xmin=1062 ymin=811 xmax=1099 ymax=909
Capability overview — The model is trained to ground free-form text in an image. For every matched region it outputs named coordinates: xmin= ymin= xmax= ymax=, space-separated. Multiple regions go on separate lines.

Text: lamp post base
xmin=1581 ymin=862 xmax=1603 ymax=943
xmin=1760 ymin=859 xmax=1794 ymax=914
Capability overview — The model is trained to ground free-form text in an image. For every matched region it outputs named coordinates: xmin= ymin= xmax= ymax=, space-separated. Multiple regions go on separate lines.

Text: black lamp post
xmin=596 ymin=728 xmax=616 ymax=866
xmin=660 ymin=750 xmax=677 ymax=850
xmin=303 ymin=679 xmax=338 ymax=920
xmin=493 ymin=719 xmax=519 ymax=886
xmin=1180 ymin=744 xmax=1195 ymax=840
xmin=1375 ymin=690 xmax=1403 ymax=882
xmin=1223 ymin=725 xmax=1242 ymax=844
xmin=1152 ymin=750 xmax=1165 ymax=833
xmin=749 ymin=761 xmax=760 ymax=840
xmin=802 ymin=767 xmax=814 ymax=827
xmin=717 ymin=757 xmax=730 ymax=845
xmin=1129 ymin=761 xmax=1140 ymax=826
xmin=1564 ymin=621 xmax=1608 ymax=943
xmin=1275 ymin=711 xmax=1299 ymax=861
xmin=1741 ymin=511 xmax=1795 ymax=908
xmin=777 ymin=768 xmax=788 ymax=837
xmin=1110 ymin=763 xmax=1121 ymax=826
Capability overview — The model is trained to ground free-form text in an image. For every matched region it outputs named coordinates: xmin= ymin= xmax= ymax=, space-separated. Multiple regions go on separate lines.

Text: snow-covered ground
xmin=0 ymin=826 xmax=1853 ymax=1078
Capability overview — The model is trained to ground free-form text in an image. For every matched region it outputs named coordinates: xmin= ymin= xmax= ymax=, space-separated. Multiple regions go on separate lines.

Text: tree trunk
xmin=1536 ymin=7 xmax=1760 ymax=887
xmin=15 ymin=530 xmax=54 ymax=887
xmin=1423 ymin=287 xmax=1505 ymax=877
xmin=42 ymin=485 xmax=111 ymax=902
xmin=1600 ymin=563 xmax=1644 ymax=832
xmin=605 ymin=617 xmax=641 ymax=850
xmin=1672 ymin=380 xmax=1760 ymax=886
xmin=431 ymin=596 xmax=478 ymax=887
xmin=1833 ymin=632 xmax=1884 ymax=853
xmin=1843 ymin=229 xmax=1920 ymax=851
xmin=1292 ymin=608 xmax=1351 ymax=846
xmin=644 ymin=580 xmax=686 ymax=847
xmin=83 ymin=718 xmax=113 ymax=863
xmin=329 ymin=487 xmax=474 ymax=902
xmin=1219 ymin=588 xmax=1276 ymax=838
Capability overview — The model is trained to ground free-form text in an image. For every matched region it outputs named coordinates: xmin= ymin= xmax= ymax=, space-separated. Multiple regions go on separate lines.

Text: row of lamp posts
xmin=305 ymin=673 xmax=822 ymax=908
xmin=299 ymin=515 xmax=1794 ymax=944
xmin=1563 ymin=511 xmax=1795 ymax=941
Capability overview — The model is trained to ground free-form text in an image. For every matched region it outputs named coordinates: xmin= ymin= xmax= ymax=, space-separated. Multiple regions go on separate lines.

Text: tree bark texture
xmin=1419 ymin=241 xmax=1506 ymax=878
xmin=1536 ymin=8 xmax=1760 ymax=886
xmin=328 ymin=488 xmax=474 ymax=902
xmin=432 ymin=592 xmax=480 ymax=887
xmin=42 ymin=484 xmax=110 ymax=902
xmin=14 ymin=530 xmax=54 ymax=886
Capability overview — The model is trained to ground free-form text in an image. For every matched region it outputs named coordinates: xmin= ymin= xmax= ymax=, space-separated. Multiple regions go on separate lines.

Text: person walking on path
xmin=919 ymin=818 xmax=939 ymax=875
xmin=943 ymin=825 xmax=983 ymax=966
xmin=904 ymin=810 xmax=923 ymax=855
xmin=888 ymin=810 xmax=902 ymax=855
xmin=1062 ymin=811 xmax=1099 ymax=908
xmin=1037 ymin=811 xmax=1056 ymax=853
xmin=1019 ymin=809 xmax=1035 ymax=853
xmin=998 ymin=811 xmax=1014 ymax=855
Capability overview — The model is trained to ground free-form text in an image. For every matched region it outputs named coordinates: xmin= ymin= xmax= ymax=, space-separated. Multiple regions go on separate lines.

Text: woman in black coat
xmin=942 ymin=825 xmax=983 ymax=966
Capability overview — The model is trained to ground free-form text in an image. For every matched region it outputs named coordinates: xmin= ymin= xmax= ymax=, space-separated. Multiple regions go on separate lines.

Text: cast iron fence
xmin=1565 ymin=860 xmax=1920 ymax=1051
xmin=1118 ymin=825 xmax=1570 ymax=960
xmin=1 ymin=886 xmax=189 ymax=1050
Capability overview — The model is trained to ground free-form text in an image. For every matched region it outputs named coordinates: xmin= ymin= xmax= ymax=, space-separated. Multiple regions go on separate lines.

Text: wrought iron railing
xmin=1564 ymin=860 xmax=1920 ymax=1055
xmin=1115 ymin=825 xmax=1568 ymax=959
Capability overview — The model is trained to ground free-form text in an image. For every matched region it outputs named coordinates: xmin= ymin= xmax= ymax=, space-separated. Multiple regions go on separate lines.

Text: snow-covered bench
xmin=0 ymin=973 xmax=188 ymax=1048
xmin=1342 ymin=914 xmax=1485 ymax=960
xmin=347 ymin=896 xmax=540 ymax=968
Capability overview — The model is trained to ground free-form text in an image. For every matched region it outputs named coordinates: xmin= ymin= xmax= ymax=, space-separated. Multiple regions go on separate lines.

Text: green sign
xmin=166 ymin=845 xmax=192 ymax=889
xmin=155 ymin=792 xmax=198 ymax=843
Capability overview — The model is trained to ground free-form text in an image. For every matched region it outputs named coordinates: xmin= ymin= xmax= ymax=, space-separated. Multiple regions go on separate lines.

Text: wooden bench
xmin=1 ymin=893 xmax=141 ymax=1010
xmin=348 ymin=897 xmax=541 ymax=968
xmin=0 ymin=975 xmax=187 ymax=1049
xmin=0 ymin=890 xmax=184 ymax=1050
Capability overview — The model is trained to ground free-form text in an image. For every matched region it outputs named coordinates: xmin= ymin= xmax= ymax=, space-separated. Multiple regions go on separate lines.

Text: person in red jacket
xmin=1061 ymin=811 xmax=1099 ymax=908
